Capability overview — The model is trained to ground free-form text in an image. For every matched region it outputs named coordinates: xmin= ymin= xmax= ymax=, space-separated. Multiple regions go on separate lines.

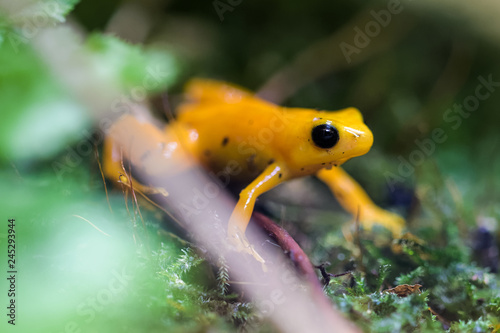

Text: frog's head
xmin=285 ymin=107 xmax=373 ymax=172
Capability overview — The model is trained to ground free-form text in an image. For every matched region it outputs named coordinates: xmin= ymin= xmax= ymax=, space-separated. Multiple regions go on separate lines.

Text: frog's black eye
xmin=311 ymin=124 xmax=339 ymax=149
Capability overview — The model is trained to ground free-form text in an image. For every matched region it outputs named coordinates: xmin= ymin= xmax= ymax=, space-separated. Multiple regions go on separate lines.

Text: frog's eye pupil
xmin=311 ymin=124 xmax=339 ymax=149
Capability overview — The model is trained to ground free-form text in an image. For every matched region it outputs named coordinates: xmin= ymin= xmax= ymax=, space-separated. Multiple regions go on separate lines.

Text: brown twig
xmin=251 ymin=212 xmax=358 ymax=331
xmin=252 ymin=212 xmax=324 ymax=292
xmin=315 ymin=262 xmax=352 ymax=287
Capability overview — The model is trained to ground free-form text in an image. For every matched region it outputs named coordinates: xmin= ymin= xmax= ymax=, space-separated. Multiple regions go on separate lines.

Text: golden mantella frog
xmin=103 ymin=79 xmax=404 ymax=263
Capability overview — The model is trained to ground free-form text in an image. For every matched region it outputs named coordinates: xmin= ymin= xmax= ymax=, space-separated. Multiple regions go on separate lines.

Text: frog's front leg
xmin=228 ymin=163 xmax=288 ymax=263
xmin=316 ymin=167 xmax=404 ymax=236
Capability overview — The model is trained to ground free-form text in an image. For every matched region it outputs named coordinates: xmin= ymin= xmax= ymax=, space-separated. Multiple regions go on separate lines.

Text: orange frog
xmin=103 ymin=79 xmax=404 ymax=262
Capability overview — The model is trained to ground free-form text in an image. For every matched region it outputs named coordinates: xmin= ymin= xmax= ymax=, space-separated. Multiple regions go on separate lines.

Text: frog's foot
xmin=228 ymin=227 xmax=266 ymax=264
xmin=118 ymin=174 xmax=168 ymax=197
xmin=358 ymin=206 xmax=405 ymax=237
xmin=141 ymin=186 xmax=169 ymax=197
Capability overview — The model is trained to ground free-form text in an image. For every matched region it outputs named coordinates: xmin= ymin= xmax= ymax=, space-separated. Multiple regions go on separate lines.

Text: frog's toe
xmin=228 ymin=229 xmax=266 ymax=264
xmin=150 ymin=187 xmax=169 ymax=197
xmin=380 ymin=213 xmax=405 ymax=236
xmin=359 ymin=207 xmax=405 ymax=237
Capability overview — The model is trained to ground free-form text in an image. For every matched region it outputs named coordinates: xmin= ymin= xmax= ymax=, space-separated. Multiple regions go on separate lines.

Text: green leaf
xmin=0 ymin=34 xmax=89 ymax=161
xmin=85 ymin=33 xmax=180 ymax=94
xmin=0 ymin=0 xmax=80 ymax=26
xmin=0 ymin=25 xmax=180 ymax=162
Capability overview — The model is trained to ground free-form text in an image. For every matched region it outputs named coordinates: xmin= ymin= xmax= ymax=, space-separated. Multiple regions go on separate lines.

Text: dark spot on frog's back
xmin=267 ymin=158 xmax=275 ymax=165
xmin=221 ymin=137 xmax=229 ymax=147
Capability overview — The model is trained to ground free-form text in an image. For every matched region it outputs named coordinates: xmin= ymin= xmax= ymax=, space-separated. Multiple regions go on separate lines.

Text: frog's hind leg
xmin=316 ymin=167 xmax=404 ymax=236
xmin=102 ymin=133 xmax=168 ymax=198
xmin=102 ymin=114 xmax=191 ymax=198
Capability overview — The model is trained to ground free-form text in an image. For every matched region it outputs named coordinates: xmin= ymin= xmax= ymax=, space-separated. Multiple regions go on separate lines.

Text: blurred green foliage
xmin=0 ymin=26 xmax=88 ymax=160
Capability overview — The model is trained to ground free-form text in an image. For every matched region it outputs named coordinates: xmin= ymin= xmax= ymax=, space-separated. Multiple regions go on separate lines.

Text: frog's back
xmin=175 ymin=79 xmax=283 ymax=182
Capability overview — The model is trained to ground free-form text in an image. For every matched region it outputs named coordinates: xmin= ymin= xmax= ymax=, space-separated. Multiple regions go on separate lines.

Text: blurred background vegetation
xmin=0 ymin=0 xmax=499 ymax=332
